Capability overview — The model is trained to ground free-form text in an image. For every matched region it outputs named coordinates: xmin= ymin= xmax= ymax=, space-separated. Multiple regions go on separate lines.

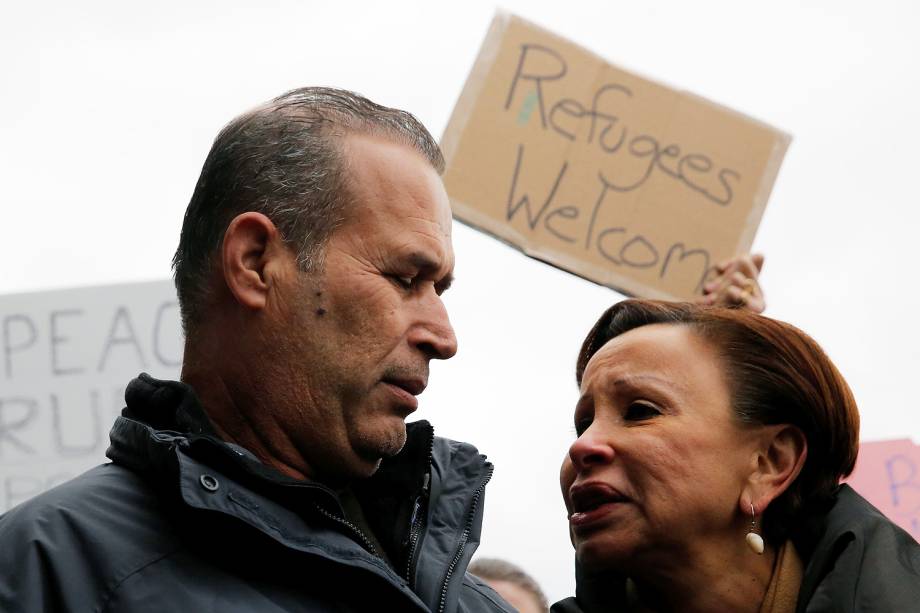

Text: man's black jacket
xmin=0 ymin=374 xmax=513 ymax=613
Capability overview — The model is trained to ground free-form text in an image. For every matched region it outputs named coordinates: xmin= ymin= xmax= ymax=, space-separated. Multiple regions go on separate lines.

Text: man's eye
xmin=624 ymin=402 xmax=660 ymax=421
xmin=392 ymin=275 xmax=414 ymax=289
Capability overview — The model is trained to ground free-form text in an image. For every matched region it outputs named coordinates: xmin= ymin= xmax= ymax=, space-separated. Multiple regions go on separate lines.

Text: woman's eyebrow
xmin=610 ymin=374 xmax=687 ymax=394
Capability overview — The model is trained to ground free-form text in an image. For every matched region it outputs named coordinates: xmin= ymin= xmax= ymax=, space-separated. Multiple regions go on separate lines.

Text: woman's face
xmin=560 ymin=323 xmax=758 ymax=571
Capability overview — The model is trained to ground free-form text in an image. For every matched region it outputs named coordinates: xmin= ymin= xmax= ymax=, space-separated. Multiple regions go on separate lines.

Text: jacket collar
xmin=108 ymin=374 xmax=330 ymax=500
xmin=794 ymin=484 xmax=885 ymax=609
xmin=109 ymin=374 xmax=449 ymax=529
xmin=107 ymin=373 xmax=494 ymax=613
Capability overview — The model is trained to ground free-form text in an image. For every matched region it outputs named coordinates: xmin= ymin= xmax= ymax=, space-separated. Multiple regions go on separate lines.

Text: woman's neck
xmin=628 ymin=537 xmax=777 ymax=613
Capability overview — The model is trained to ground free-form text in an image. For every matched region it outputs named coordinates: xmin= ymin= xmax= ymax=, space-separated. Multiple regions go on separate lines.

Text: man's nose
xmin=411 ymin=294 xmax=458 ymax=360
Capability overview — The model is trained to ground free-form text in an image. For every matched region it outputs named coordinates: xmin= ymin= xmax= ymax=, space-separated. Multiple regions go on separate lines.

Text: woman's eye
xmin=624 ymin=402 xmax=660 ymax=421
xmin=574 ymin=418 xmax=592 ymax=437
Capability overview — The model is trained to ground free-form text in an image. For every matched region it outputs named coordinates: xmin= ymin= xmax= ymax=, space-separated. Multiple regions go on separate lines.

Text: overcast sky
xmin=2 ymin=0 xmax=918 ymax=602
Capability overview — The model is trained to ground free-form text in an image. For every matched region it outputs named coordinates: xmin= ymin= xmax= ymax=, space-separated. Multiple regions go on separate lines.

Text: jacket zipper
xmin=403 ymin=430 xmax=435 ymax=588
xmin=313 ymin=503 xmax=380 ymax=558
xmin=403 ymin=477 xmax=428 ymax=587
xmin=437 ymin=464 xmax=494 ymax=613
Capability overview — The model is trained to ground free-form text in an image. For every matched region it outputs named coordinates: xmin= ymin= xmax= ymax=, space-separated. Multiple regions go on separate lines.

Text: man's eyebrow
xmin=408 ymin=252 xmax=438 ymax=269
xmin=408 ymin=252 xmax=454 ymax=290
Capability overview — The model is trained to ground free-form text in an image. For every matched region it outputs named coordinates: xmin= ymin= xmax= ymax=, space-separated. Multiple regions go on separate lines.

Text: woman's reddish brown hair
xmin=576 ymin=299 xmax=860 ymax=543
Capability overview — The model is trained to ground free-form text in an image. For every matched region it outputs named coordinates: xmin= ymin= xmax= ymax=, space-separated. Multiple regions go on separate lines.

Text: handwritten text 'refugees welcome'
xmin=501 ymin=43 xmax=746 ymax=294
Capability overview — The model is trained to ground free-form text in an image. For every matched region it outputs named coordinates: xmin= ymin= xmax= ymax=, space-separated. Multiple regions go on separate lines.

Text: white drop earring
xmin=745 ymin=502 xmax=764 ymax=554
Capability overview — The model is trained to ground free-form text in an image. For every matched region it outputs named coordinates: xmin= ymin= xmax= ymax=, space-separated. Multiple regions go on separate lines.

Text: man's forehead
xmin=330 ymin=134 xmax=454 ymax=274
xmin=341 ymin=132 xmax=436 ymax=181
xmin=342 ymin=134 xmax=448 ymax=205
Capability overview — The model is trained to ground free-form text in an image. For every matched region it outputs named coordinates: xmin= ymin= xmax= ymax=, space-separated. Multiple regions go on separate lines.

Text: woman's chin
xmin=575 ymin=536 xmax=635 ymax=573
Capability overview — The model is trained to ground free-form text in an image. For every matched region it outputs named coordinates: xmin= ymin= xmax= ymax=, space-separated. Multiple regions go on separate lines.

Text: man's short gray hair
xmin=172 ymin=86 xmax=445 ymax=333
xmin=469 ymin=557 xmax=548 ymax=611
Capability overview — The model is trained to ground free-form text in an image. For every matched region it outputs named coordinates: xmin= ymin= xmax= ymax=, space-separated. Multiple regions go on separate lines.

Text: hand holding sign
xmin=698 ymin=253 xmax=766 ymax=312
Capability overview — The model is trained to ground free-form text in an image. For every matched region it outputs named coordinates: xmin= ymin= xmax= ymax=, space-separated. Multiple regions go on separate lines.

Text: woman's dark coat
xmin=552 ymin=485 xmax=920 ymax=612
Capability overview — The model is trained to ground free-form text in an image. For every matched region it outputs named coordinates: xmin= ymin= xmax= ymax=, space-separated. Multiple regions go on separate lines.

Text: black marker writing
xmin=506 ymin=43 xmax=741 ymax=207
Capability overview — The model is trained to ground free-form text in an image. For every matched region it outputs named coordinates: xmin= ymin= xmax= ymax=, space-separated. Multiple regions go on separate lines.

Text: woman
xmin=553 ymin=300 xmax=920 ymax=613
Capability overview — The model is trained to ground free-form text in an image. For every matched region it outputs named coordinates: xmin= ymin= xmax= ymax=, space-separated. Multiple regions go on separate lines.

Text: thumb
xmin=752 ymin=253 xmax=765 ymax=273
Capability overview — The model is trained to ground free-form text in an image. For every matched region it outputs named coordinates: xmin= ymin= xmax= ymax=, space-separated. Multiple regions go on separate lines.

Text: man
xmin=471 ymin=558 xmax=549 ymax=613
xmin=0 ymin=88 xmax=512 ymax=612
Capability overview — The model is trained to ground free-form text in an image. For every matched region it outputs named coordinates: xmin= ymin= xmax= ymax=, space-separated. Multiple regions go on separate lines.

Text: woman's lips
xmin=567 ymin=482 xmax=630 ymax=531
xmin=568 ymin=501 xmax=627 ymax=531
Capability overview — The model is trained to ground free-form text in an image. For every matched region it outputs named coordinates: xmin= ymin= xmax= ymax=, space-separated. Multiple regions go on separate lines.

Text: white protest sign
xmin=0 ymin=280 xmax=182 ymax=511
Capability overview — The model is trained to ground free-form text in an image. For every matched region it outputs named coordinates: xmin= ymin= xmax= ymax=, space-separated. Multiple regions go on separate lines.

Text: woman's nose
xmin=568 ymin=429 xmax=615 ymax=472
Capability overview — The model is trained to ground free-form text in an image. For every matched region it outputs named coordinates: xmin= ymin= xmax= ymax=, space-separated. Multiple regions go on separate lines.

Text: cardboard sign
xmin=0 ymin=280 xmax=182 ymax=511
xmin=846 ymin=439 xmax=920 ymax=541
xmin=442 ymin=12 xmax=791 ymax=299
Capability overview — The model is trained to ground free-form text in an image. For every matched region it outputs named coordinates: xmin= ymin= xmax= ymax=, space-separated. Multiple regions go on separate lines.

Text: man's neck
xmin=180 ymin=334 xmax=315 ymax=482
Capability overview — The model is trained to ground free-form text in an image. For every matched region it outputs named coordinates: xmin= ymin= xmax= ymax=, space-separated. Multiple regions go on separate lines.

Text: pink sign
xmin=846 ymin=439 xmax=920 ymax=541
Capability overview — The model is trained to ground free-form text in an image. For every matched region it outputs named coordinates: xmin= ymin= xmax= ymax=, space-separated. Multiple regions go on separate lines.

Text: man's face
xmin=264 ymin=134 xmax=456 ymax=484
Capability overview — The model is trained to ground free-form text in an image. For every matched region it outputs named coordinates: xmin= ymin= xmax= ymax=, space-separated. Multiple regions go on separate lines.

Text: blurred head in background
xmin=470 ymin=557 xmax=548 ymax=613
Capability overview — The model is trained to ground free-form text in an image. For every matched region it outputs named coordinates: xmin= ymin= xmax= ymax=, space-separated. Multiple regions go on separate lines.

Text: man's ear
xmin=743 ymin=425 xmax=808 ymax=515
xmin=221 ymin=212 xmax=286 ymax=311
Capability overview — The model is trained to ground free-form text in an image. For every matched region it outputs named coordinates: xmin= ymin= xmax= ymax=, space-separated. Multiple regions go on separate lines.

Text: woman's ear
xmin=221 ymin=212 xmax=284 ymax=311
xmin=743 ymin=425 xmax=808 ymax=515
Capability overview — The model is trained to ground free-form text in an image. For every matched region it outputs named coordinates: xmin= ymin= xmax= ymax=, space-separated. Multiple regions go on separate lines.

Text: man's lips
xmin=383 ymin=377 xmax=426 ymax=396
xmin=381 ymin=376 xmax=426 ymax=411
xmin=567 ymin=482 xmax=630 ymax=529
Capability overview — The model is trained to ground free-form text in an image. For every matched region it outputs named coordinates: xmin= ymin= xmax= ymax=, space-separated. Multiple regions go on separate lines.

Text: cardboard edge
xmin=735 ymin=131 xmax=792 ymax=253
xmin=502 ymin=13 xmax=615 ymax=75
xmin=507 ymin=12 xmax=794 ymax=140
xmin=0 ymin=277 xmax=177 ymax=302
xmin=680 ymin=90 xmax=794 ymax=143
xmin=439 ymin=11 xmax=511 ymax=166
